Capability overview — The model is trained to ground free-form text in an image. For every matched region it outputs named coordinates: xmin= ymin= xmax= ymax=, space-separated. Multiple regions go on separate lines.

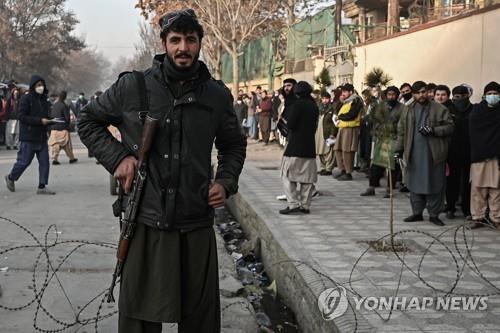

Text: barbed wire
xmin=270 ymin=219 xmax=500 ymax=333
xmin=0 ymin=215 xmax=265 ymax=332
xmin=0 ymin=216 xmax=118 ymax=332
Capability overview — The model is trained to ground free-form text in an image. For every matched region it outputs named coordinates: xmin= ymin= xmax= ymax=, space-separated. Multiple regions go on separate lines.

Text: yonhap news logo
xmin=351 ymin=296 xmax=488 ymax=312
xmin=317 ymin=286 xmax=349 ymax=320
xmin=318 ymin=288 xmax=488 ymax=321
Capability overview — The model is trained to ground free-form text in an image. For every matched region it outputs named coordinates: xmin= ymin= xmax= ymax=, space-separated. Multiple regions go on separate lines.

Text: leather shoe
xmin=404 ymin=214 xmax=423 ymax=222
xmin=429 ymin=217 xmax=445 ymax=226
xmin=333 ymin=171 xmax=345 ymax=179
xmin=337 ymin=173 xmax=353 ymax=181
xmin=360 ymin=188 xmax=375 ymax=196
xmin=300 ymin=208 xmax=310 ymax=214
xmin=468 ymin=220 xmax=486 ymax=229
xmin=279 ymin=207 xmax=302 ymax=215
xmin=446 ymin=211 xmax=455 ymax=219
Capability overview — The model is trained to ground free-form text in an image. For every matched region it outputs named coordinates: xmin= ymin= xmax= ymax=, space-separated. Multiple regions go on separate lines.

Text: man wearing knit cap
xmin=395 ymin=81 xmax=454 ymax=226
xmin=468 ymin=81 xmax=500 ymax=229
xmin=276 ymin=77 xmax=298 ymax=142
xmin=444 ymin=85 xmax=473 ymax=219
xmin=281 ymin=78 xmax=298 ymax=121
xmin=78 ymin=9 xmax=246 ymax=332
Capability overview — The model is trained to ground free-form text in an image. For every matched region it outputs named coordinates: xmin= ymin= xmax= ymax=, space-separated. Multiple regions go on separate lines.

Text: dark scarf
xmin=162 ymin=54 xmax=201 ymax=98
xmin=162 ymin=54 xmax=200 ymax=82
xmin=284 ymin=92 xmax=298 ymax=108
xmin=297 ymin=93 xmax=315 ymax=104
xmin=469 ymin=101 xmax=500 ymax=163
xmin=282 ymin=92 xmax=298 ymax=120
xmin=442 ymin=99 xmax=457 ymax=113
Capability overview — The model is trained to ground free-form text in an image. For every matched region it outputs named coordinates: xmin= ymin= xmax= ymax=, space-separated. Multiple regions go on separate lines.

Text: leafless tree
xmin=135 ymin=0 xmax=328 ymax=96
xmin=0 ymin=0 xmax=84 ymax=85
xmin=53 ymin=48 xmax=111 ymax=95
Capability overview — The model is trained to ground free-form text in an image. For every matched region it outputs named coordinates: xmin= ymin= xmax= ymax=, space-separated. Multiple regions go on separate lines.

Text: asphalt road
xmin=0 ymin=134 xmax=257 ymax=333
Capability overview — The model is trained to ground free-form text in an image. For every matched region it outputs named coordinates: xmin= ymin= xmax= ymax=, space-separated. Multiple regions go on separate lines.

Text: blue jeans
xmin=9 ymin=141 xmax=50 ymax=186
xmin=247 ymin=116 xmax=256 ymax=138
xmin=252 ymin=113 xmax=260 ymax=139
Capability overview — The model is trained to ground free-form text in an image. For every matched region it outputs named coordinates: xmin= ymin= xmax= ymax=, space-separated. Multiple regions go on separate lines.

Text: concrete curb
xmin=227 ymin=183 xmax=372 ymax=333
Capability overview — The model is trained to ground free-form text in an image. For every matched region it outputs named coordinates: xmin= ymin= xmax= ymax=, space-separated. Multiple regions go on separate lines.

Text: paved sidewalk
xmin=235 ymin=140 xmax=500 ymax=333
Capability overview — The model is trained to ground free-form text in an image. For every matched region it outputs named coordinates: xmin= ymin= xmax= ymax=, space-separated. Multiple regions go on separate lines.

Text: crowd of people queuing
xmin=236 ymin=78 xmax=500 ymax=228
xmin=0 ymin=76 xmax=101 ymax=194
xmin=2 ymin=72 xmax=499 ymax=228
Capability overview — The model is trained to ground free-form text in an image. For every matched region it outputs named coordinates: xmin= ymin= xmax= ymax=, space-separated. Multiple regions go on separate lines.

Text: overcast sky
xmin=65 ymin=0 xmax=144 ymax=63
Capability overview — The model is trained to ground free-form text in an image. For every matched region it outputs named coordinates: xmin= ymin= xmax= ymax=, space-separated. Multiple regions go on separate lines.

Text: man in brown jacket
xmin=395 ymin=81 xmax=454 ymax=226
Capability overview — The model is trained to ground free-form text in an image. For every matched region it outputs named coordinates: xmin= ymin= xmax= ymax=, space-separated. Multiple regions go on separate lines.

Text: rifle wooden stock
xmin=107 ymin=114 xmax=159 ymax=303
xmin=117 ymin=238 xmax=130 ymax=260
xmin=137 ymin=116 xmax=158 ymax=166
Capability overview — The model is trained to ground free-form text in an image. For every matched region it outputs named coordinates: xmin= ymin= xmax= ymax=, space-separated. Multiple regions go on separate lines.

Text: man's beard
xmin=387 ymin=99 xmax=398 ymax=107
xmin=166 ymin=51 xmax=199 ymax=70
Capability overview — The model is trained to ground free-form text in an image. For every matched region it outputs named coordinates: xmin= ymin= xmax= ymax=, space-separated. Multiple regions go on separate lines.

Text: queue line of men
xmin=273 ymin=77 xmax=499 ymax=230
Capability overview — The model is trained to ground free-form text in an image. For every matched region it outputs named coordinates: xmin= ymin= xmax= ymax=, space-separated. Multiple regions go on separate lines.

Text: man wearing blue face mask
xmin=5 ymin=75 xmax=55 ymax=194
xmin=468 ymin=81 xmax=500 ymax=229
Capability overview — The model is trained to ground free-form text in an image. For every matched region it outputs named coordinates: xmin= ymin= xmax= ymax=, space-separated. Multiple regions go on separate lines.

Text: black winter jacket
xmin=78 ymin=55 xmax=247 ymax=231
xmin=445 ymin=99 xmax=472 ymax=160
xmin=50 ymin=101 xmax=71 ymax=131
xmin=284 ymin=95 xmax=319 ymax=158
xmin=18 ymin=75 xmax=50 ymax=142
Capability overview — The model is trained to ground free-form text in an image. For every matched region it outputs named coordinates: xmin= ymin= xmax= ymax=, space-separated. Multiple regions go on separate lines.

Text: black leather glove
xmin=418 ymin=125 xmax=433 ymax=136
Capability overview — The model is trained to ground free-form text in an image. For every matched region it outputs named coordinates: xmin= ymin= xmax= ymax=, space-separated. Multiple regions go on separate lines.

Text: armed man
xmin=78 ymin=9 xmax=246 ymax=333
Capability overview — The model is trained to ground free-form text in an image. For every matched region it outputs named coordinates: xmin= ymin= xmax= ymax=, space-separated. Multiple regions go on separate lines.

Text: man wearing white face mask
xmin=5 ymin=75 xmax=55 ymax=195
xmin=468 ymin=81 xmax=500 ymax=229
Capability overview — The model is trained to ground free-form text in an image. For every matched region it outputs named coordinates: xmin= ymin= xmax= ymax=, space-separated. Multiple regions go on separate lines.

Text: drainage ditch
xmin=215 ymin=208 xmax=300 ymax=333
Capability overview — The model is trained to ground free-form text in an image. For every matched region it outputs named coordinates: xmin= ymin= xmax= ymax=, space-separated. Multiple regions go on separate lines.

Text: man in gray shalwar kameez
xmin=395 ymin=81 xmax=454 ymax=226
xmin=279 ymin=81 xmax=319 ymax=214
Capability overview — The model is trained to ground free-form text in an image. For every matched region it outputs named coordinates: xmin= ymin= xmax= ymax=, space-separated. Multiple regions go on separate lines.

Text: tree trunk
xmin=335 ymin=0 xmax=342 ymax=46
xmin=286 ymin=0 xmax=295 ymax=25
xmin=231 ymin=46 xmax=239 ymax=99
xmin=214 ymin=46 xmax=222 ymax=80
xmin=387 ymin=0 xmax=400 ymax=35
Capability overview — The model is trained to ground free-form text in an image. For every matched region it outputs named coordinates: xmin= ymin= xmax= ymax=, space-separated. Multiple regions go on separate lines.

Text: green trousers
xmin=118 ymin=224 xmax=220 ymax=333
xmin=118 ymin=314 xmax=162 ymax=333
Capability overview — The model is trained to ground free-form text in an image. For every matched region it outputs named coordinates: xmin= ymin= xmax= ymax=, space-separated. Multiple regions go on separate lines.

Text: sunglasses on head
xmin=160 ymin=9 xmax=197 ymax=31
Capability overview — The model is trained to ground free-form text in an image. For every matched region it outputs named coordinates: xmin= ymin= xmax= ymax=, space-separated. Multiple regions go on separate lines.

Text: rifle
xmin=107 ymin=115 xmax=159 ymax=303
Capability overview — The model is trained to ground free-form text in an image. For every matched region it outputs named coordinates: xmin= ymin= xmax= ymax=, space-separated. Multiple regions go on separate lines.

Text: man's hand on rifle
xmin=208 ymin=182 xmax=226 ymax=208
xmin=114 ymin=156 xmax=138 ymax=194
